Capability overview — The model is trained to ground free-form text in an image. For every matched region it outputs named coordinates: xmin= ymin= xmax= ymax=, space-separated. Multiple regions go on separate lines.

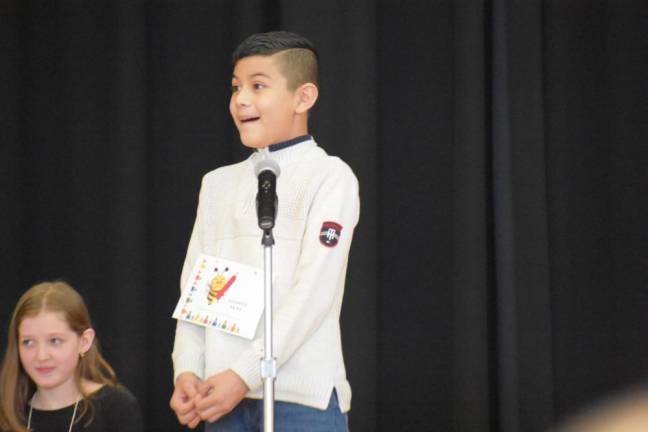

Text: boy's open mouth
xmin=241 ymin=116 xmax=260 ymax=123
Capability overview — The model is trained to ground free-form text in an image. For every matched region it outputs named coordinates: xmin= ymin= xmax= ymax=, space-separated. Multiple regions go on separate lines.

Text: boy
xmin=170 ymin=31 xmax=359 ymax=431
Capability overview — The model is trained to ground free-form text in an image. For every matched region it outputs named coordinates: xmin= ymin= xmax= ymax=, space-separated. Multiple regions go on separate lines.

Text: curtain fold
xmin=492 ymin=1 xmax=555 ymax=430
xmin=451 ymin=1 xmax=492 ymax=430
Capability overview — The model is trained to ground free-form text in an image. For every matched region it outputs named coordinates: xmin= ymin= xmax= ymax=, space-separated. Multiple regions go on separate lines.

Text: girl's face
xmin=18 ymin=311 xmax=93 ymax=393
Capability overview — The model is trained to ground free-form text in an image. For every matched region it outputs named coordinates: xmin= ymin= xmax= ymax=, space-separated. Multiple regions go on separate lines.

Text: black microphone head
xmin=254 ymin=156 xmax=281 ymax=178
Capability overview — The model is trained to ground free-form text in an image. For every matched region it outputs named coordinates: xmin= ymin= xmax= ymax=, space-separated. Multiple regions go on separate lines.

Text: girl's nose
xmin=36 ymin=343 xmax=50 ymax=361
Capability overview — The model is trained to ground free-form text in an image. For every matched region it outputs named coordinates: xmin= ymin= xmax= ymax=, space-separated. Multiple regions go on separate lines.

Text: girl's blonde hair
xmin=0 ymin=281 xmax=118 ymax=432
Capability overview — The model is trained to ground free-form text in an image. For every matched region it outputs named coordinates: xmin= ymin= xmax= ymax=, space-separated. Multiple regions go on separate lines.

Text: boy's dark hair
xmin=232 ymin=31 xmax=319 ymax=91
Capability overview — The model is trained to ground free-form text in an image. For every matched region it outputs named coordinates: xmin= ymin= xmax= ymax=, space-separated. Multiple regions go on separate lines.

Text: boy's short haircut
xmin=232 ymin=30 xmax=319 ymax=91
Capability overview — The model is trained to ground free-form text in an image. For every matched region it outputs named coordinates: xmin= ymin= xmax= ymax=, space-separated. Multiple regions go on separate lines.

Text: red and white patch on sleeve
xmin=319 ymin=221 xmax=343 ymax=247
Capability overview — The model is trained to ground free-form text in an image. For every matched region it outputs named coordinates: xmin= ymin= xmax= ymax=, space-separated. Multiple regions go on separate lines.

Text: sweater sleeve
xmin=230 ymin=161 xmax=360 ymax=390
xmin=171 ymin=181 xmax=207 ymax=382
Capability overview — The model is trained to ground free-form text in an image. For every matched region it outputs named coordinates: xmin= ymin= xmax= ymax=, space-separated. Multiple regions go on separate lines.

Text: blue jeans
xmin=204 ymin=391 xmax=348 ymax=432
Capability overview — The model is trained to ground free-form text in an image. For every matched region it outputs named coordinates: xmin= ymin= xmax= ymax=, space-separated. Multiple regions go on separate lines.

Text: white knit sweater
xmin=172 ymin=138 xmax=359 ymax=412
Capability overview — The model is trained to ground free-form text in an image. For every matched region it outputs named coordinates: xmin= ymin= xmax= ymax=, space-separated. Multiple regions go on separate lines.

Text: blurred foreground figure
xmin=553 ymin=387 xmax=648 ymax=432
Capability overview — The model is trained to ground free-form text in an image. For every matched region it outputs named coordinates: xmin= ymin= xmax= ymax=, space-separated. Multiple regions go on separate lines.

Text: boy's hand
xmin=194 ymin=369 xmax=249 ymax=423
xmin=170 ymin=372 xmax=203 ymax=429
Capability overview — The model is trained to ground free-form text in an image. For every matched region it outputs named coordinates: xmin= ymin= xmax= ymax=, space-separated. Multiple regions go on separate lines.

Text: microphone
xmin=254 ymin=157 xmax=281 ymax=230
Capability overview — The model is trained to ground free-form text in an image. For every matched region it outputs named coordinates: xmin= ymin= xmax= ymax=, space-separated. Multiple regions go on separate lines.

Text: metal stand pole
xmin=261 ymin=229 xmax=276 ymax=432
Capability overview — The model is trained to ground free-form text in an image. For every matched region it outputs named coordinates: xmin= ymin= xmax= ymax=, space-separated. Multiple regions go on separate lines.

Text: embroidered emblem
xmin=320 ymin=221 xmax=343 ymax=247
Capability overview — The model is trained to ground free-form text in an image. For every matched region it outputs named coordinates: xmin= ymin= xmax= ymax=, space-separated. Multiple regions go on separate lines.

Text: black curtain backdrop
xmin=2 ymin=1 xmax=648 ymax=431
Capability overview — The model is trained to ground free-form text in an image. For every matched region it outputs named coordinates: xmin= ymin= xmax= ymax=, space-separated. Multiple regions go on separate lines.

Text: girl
xmin=0 ymin=281 xmax=142 ymax=431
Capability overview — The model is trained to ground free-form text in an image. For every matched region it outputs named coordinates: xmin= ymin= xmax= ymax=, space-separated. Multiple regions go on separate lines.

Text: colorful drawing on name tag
xmin=172 ymin=254 xmax=263 ymax=340
xmin=207 ymin=268 xmax=237 ymax=304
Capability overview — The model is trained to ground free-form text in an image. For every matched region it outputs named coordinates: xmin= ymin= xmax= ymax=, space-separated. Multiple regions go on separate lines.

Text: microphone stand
xmin=255 ymin=152 xmax=280 ymax=432
xmin=261 ymin=228 xmax=276 ymax=432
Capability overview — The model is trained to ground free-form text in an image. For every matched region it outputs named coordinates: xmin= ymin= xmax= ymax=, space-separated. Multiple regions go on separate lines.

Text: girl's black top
xmin=27 ymin=385 xmax=142 ymax=432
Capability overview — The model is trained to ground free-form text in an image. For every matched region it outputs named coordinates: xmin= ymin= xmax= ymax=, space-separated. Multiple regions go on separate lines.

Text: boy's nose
xmin=234 ymin=88 xmax=252 ymax=107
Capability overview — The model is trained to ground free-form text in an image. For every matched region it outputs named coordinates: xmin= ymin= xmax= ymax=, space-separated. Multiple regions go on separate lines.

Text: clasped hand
xmin=170 ymin=370 xmax=249 ymax=429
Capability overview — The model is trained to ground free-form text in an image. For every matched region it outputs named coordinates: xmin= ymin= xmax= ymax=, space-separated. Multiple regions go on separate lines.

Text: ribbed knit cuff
xmin=172 ymin=352 xmax=205 ymax=383
xmin=230 ymin=348 xmax=263 ymax=392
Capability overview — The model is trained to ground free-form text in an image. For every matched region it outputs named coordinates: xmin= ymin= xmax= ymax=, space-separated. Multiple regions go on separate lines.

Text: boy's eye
xmin=253 ymin=83 xmax=266 ymax=90
xmin=49 ymin=337 xmax=63 ymax=345
xmin=231 ymin=84 xmax=240 ymax=93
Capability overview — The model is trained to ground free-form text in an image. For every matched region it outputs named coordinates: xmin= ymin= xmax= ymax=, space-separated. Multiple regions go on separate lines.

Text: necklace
xmin=27 ymin=393 xmax=80 ymax=432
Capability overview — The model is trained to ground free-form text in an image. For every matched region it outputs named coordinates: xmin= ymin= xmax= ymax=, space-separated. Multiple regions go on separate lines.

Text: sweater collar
xmin=254 ymin=135 xmax=316 ymax=165
xmin=268 ymin=134 xmax=313 ymax=152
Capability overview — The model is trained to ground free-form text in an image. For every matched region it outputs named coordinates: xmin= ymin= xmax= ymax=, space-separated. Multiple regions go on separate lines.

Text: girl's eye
xmin=231 ymin=84 xmax=240 ymax=93
xmin=254 ymin=83 xmax=266 ymax=90
xmin=20 ymin=339 xmax=33 ymax=347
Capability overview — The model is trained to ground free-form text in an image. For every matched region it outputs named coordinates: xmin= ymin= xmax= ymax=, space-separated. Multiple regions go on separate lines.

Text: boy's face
xmin=230 ymin=54 xmax=303 ymax=149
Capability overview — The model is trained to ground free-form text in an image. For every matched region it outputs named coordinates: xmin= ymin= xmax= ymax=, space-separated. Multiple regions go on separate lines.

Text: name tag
xmin=172 ymin=254 xmax=263 ymax=339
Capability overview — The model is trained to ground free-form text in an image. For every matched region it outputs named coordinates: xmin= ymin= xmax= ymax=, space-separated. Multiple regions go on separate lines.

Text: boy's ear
xmin=294 ymin=83 xmax=319 ymax=114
